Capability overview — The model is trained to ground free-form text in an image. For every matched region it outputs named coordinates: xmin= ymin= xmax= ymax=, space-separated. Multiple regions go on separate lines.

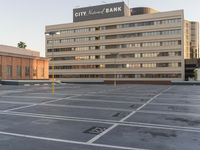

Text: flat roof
xmin=0 ymin=45 xmax=40 ymax=57
xmin=46 ymin=9 xmax=183 ymax=31
xmin=0 ymin=84 xmax=199 ymax=149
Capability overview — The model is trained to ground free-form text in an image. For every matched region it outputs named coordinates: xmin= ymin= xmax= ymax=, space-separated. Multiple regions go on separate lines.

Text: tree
xmin=17 ymin=41 xmax=27 ymax=49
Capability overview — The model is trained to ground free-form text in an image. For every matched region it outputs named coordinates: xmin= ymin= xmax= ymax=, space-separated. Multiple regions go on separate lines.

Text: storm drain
xmin=84 ymin=126 xmax=107 ymax=135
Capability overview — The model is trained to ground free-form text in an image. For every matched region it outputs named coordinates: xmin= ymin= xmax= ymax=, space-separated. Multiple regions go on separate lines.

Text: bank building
xmin=45 ymin=2 xmax=199 ymax=84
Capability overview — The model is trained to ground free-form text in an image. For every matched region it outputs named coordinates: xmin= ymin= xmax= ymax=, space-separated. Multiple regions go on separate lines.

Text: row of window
xmin=50 ymin=51 xmax=181 ymax=61
xmin=47 ymin=29 xmax=181 ymax=44
xmin=5 ymin=65 xmax=44 ymax=78
xmin=47 ymin=40 xmax=182 ymax=53
xmin=6 ymin=65 xmax=30 ymax=77
xmin=51 ymin=73 xmax=182 ymax=79
xmin=50 ymin=18 xmax=181 ymax=35
xmin=50 ymin=62 xmax=182 ymax=70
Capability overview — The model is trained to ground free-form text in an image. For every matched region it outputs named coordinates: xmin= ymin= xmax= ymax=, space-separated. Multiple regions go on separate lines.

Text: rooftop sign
xmin=73 ymin=2 xmax=126 ymax=22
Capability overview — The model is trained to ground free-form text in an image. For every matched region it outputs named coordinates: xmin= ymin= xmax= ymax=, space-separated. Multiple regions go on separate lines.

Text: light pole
xmin=45 ymin=31 xmax=60 ymax=96
xmin=111 ymin=52 xmax=119 ymax=87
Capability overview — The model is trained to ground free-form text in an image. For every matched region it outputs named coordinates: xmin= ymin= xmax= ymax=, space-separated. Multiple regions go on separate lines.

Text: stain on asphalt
xmin=139 ymin=130 xmax=177 ymax=138
xmin=167 ymin=106 xmax=188 ymax=111
xmin=166 ymin=117 xmax=200 ymax=126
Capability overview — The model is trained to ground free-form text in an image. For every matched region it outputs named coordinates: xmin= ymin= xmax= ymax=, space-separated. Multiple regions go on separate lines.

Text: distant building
xmin=184 ymin=21 xmax=199 ymax=59
xmin=185 ymin=59 xmax=200 ymax=80
xmin=131 ymin=7 xmax=158 ymax=16
xmin=45 ymin=2 xmax=199 ymax=83
xmin=0 ymin=45 xmax=49 ymax=80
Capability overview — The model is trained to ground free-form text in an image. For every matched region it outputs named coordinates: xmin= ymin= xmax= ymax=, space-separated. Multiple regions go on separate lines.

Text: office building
xmin=184 ymin=21 xmax=199 ymax=59
xmin=0 ymin=45 xmax=49 ymax=80
xmin=45 ymin=2 xmax=199 ymax=83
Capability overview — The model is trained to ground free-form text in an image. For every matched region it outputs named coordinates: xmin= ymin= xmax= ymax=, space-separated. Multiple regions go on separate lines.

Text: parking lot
xmin=0 ymin=84 xmax=200 ymax=150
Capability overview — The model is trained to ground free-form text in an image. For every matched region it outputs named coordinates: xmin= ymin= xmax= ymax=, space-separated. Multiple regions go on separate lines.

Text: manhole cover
xmin=84 ymin=126 xmax=107 ymax=135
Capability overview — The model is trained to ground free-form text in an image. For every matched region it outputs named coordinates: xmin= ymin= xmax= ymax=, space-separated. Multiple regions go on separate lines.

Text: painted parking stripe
xmin=0 ymin=131 xmax=147 ymax=150
xmin=1 ymin=110 xmax=200 ymax=133
xmin=3 ymin=104 xmax=37 ymax=112
xmin=0 ymin=100 xmax=136 ymax=112
xmin=64 ymin=98 xmax=145 ymax=104
xmin=139 ymin=110 xmax=200 ymax=116
xmin=1 ymin=95 xmax=55 ymax=99
xmin=87 ymin=86 xmax=172 ymax=144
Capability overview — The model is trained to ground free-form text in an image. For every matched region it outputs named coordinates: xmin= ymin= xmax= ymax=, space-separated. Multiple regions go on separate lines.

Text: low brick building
xmin=0 ymin=45 xmax=49 ymax=80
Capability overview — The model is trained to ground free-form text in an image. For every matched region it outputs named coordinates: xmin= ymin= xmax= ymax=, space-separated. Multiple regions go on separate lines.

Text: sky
xmin=0 ymin=0 xmax=199 ymax=56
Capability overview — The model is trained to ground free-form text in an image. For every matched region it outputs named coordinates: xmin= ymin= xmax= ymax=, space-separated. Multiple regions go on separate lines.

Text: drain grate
xmin=84 ymin=126 xmax=107 ymax=135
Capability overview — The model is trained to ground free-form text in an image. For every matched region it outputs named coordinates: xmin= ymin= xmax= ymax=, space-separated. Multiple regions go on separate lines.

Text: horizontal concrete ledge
xmin=104 ymin=80 xmax=172 ymax=85
xmin=62 ymin=79 xmax=172 ymax=85
xmin=0 ymin=80 xmax=55 ymax=85
xmin=4 ymin=80 xmax=199 ymax=85
xmin=172 ymin=81 xmax=200 ymax=85
xmin=61 ymin=79 xmax=104 ymax=84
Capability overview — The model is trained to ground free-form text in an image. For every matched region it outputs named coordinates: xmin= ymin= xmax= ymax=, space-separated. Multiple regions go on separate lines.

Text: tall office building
xmin=184 ymin=21 xmax=199 ymax=59
xmin=45 ymin=2 xmax=199 ymax=83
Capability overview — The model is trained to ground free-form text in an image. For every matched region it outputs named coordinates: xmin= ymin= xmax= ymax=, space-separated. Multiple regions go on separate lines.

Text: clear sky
xmin=0 ymin=0 xmax=199 ymax=56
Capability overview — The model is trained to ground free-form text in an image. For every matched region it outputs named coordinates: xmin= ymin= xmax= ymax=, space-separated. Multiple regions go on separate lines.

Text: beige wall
xmin=46 ymin=10 xmax=187 ymax=82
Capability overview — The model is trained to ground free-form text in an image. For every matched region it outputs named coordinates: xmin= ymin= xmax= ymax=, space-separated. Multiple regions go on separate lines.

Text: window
xmin=41 ymin=68 xmax=45 ymax=77
xmin=0 ymin=65 xmax=2 ymax=78
xmin=25 ymin=66 xmax=30 ymax=77
xmin=33 ymin=68 xmax=37 ymax=77
xmin=7 ymin=65 xmax=12 ymax=77
xmin=135 ymin=53 xmax=141 ymax=58
xmin=157 ymin=63 xmax=169 ymax=67
xmin=142 ymin=63 xmax=156 ymax=68
xmin=105 ymin=25 xmax=117 ymax=30
xmin=16 ymin=66 xmax=22 ymax=78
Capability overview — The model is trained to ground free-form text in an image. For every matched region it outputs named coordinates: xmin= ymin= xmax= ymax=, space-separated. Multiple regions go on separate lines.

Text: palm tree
xmin=17 ymin=41 xmax=27 ymax=49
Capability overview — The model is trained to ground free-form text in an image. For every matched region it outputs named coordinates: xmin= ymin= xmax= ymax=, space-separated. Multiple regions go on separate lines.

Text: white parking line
xmin=95 ymin=93 xmax=156 ymax=96
xmin=3 ymin=104 xmax=37 ymax=112
xmin=1 ymin=95 xmax=55 ymax=99
xmin=1 ymin=86 xmax=119 ymax=113
xmin=27 ymin=93 xmax=77 ymax=96
xmin=1 ymin=110 xmax=200 ymax=133
xmin=123 ymin=121 xmax=200 ymax=132
xmin=2 ymin=95 xmax=81 ymax=112
xmin=0 ymin=131 xmax=147 ymax=150
xmin=0 ymin=100 xmax=135 ymax=112
xmin=41 ymin=104 xmax=133 ymax=112
xmin=85 ymin=94 xmax=151 ymax=99
xmin=149 ymin=103 xmax=200 ymax=107
xmin=67 ymin=98 xmax=144 ymax=104
xmin=139 ymin=110 xmax=200 ymax=117
xmin=87 ymin=86 xmax=173 ymax=144
xmin=41 ymin=95 xmax=81 ymax=105
xmin=0 ymin=101 xmax=34 ymax=105
xmin=155 ymin=97 xmax=200 ymax=101
xmin=1 ymin=98 xmax=200 ymax=117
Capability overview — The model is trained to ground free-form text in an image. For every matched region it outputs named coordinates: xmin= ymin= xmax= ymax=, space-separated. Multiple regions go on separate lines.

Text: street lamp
xmin=110 ymin=52 xmax=119 ymax=87
xmin=45 ymin=31 xmax=60 ymax=96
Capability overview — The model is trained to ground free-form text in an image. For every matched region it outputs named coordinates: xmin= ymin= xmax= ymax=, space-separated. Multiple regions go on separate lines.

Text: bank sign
xmin=73 ymin=2 xmax=125 ymax=22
